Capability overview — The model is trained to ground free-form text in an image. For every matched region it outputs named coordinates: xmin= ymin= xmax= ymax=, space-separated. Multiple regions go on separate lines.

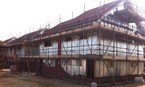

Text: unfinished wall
xmin=94 ymin=60 xmax=144 ymax=77
xmin=61 ymin=35 xmax=97 ymax=55
xmin=61 ymin=59 xmax=86 ymax=76
xmin=41 ymin=58 xmax=144 ymax=78
xmin=39 ymin=41 xmax=58 ymax=57
xmin=7 ymin=48 xmax=15 ymax=58
xmin=16 ymin=46 xmax=25 ymax=58
xmin=41 ymin=58 xmax=86 ymax=76
xmin=61 ymin=34 xmax=144 ymax=58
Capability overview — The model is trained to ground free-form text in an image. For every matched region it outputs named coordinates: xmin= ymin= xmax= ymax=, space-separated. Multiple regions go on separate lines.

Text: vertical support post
xmin=71 ymin=30 xmax=73 ymax=58
xmin=98 ymin=21 xmax=101 ymax=85
xmin=103 ymin=31 xmax=104 ymax=55
xmin=99 ymin=60 xmax=101 ymax=85
xmin=102 ymin=60 xmax=105 ymax=83
xmin=112 ymin=25 xmax=115 ymax=85
xmin=13 ymin=47 xmax=16 ymax=62
xmin=126 ymin=31 xmax=128 ymax=82
xmin=58 ymin=38 xmax=62 ymax=65
xmin=137 ymin=35 xmax=139 ymax=75
xmin=83 ymin=30 xmax=85 ymax=57
xmin=47 ymin=37 xmax=49 ymax=58
xmin=98 ymin=24 xmax=101 ymax=55
xmin=26 ymin=59 xmax=30 ymax=73
xmin=57 ymin=33 xmax=62 ymax=78
xmin=91 ymin=32 xmax=93 ymax=54
xmin=82 ymin=19 xmax=85 ymax=82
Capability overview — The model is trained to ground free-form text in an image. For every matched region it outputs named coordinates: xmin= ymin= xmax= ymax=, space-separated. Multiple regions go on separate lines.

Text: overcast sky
xmin=0 ymin=0 xmax=144 ymax=41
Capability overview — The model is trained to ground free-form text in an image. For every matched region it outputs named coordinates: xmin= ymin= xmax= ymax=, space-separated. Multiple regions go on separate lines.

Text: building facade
xmin=3 ymin=0 xmax=145 ymax=85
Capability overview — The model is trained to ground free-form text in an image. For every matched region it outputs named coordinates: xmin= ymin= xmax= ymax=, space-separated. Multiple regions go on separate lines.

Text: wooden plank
xmin=60 ymin=54 xmax=81 ymax=58
xmin=21 ymin=54 xmax=145 ymax=61
xmin=9 ymin=21 xmax=145 ymax=47
xmin=84 ymin=54 xmax=102 ymax=58
xmin=26 ymin=59 xmax=30 ymax=73
xmin=100 ymin=25 xmax=145 ymax=41
xmin=33 ymin=22 xmax=99 ymax=41
xmin=103 ymin=55 xmax=114 ymax=60
xmin=21 ymin=54 xmax=81 ymax=59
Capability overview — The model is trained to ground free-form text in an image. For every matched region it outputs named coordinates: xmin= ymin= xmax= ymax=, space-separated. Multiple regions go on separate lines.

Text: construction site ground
xmin=0 ymin=69 xmax=145 ymax=87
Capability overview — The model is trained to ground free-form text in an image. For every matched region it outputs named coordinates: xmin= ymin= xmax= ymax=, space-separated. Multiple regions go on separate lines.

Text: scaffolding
xmin=4 ymin=0 xmax=145 ymax=86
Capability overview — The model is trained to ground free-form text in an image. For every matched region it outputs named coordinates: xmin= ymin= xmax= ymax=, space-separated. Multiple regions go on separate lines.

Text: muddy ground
xmin=0 ymin=70 xmax=88 ymax=87
xmin=0 ymin=70 xmax=145 ymax=87
xmin=113 ymin=83 xmax=145 ymax=87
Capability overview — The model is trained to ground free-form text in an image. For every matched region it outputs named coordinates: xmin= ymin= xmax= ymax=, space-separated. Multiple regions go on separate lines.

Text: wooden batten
xmin=20 ymin=54 xmax=145 ymax=61
xmin=33 ymin=22 xmax=99 ymax=42
xmin=32 ymin=21 xmax=145 ymax=45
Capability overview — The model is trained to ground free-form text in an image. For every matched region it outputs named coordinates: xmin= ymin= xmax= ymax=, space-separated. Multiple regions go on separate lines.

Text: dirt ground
xmin=113 ymin=83 xmax=145 ymax=87
xmin=0 ymin=77 xmax=89 ymax=87
xmin=0 ymin=70 xmax=88 ymax=87
xmin=0 ymin=70 xmax=145 ymax=87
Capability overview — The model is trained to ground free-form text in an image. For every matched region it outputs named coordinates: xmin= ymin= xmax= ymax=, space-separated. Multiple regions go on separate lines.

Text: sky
xmin=0 ymin=0 xmax=144 ymax=41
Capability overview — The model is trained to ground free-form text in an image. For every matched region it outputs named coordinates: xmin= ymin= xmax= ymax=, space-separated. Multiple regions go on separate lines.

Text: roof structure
xmin=7 ymin=29 xmax=46 ymax=46
xmin=7 ymin=0 xmax=145 ymax=46
xmin=42 ymin=0 xmax=125 ymax=36
xmin=0 ymin=40 xmax=5 ymax=47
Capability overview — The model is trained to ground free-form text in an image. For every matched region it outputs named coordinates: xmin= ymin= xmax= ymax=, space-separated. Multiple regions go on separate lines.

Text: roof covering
xmin=43 ymin=0 xmax=124 ymax=36
xmin=0 ymin=40 xmax=5 ymax=47
xmin=7 ymin=29 xmax=46 ymax=46
xmin=7 ymin=0 xmax=126 ymax=46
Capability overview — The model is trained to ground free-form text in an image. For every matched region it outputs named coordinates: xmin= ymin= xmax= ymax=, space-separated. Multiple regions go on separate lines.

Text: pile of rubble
xmin=20 ymin=72 xmax=36 ymax=77
xmin=134 ymin=77 xmax=144 ymax=83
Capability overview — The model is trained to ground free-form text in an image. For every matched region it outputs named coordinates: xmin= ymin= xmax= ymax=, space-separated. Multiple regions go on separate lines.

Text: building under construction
xmin=1 ymin=0 xmax=145 ymax=86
